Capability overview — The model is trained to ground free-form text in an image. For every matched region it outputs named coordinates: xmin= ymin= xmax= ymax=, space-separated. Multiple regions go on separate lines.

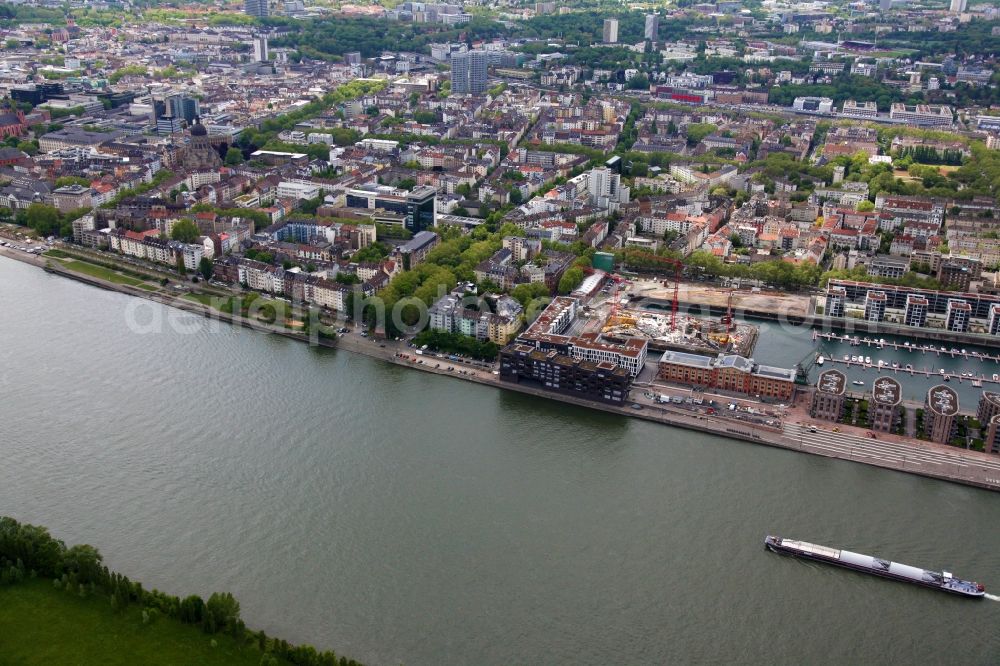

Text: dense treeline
xmin=270 ymin=17 xmax=503 ymax=59
xmin=766 ymin=74 xmax=922 ymax=112
xmin=515 ymin=11 xmax=692 ymax=46
xmin=0 ymin=517 xmax=362 ymax=666
xmin=413 ymin=328 xmax=499 ymax=361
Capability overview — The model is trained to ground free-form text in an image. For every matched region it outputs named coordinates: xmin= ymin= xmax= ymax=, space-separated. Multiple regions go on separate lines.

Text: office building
xmin=811 ymin=369 xmax=846 ymax=421
xmin=405 ymin=185 xmax=437 ymax=233
xmin=924 ymin=385 xmax=959 ymax=444
xmin=450 ymin=50 xmax=488 ymax=94
xmin=603 ymin=18 xmax=619 ymax=44
xmin=644 ymin=14 xmax=659 ymax=41
xmin=869 ymin=377 xmax=901 ymax=433
xmin=841 ymin=100 xmax=878 ymax=119
xmin=793 ymin=96 xmax=834 ymax=114
xmin=657 ymin=351 xmax=796 ymax=400
xmin=245 ymin=0 xmax=269 ymax=18
xmin=949 ymin=0 xmax=967 ymax=12
xmin=889 ymin=104 xmax=953 ymax=127
xmin=879 ymin=0 xmax=892 ymax=10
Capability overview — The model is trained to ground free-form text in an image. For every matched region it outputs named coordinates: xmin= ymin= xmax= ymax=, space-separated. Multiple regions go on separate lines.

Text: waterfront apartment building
xmin=824 ymin=285 xmax=846 ymax=317
xmin=656 ymin=351 xmax=796 ymax=400
xmin=237 ymin=259 xmax=285 ymax=293
xmin=450 ymin=51 xmax=488 ymax=94
xmin=811 ymin=369 xmax=846 ymax=421
xmin=864 ymin=290 xmax=887 ymax=322
xmin=889 ymin=104 xmax=953 ymax=127
xmin=515 ymin=297 xmax=648 ymax=377
xmin=904 ymin=294 xmax=929 ymax=327
xmin=428 ymin=288 xmax=523 ymax=344
xmin=989 ymin=304 xmax=1000 ymax=335
xmin=985 ymin=415 xmax=1000 ymax=455
xmin=869 ymin=376 xmax=902 ymax=433
xmin=924 ymin=384 xmax=959 ymax=444
xmin=976 ymin=391 xmax=1000 ymax=431
xmin=825 ymin=280 xmax=1000 ymax=331
xmin=945 ymin=298 xmax=971 ymax=333
xmin=499 ymin=343 xmax=632 ymax=404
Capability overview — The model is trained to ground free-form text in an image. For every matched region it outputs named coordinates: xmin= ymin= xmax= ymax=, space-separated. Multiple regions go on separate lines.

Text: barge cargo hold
xmin=764 ymin=535 xmax=985 ymax=598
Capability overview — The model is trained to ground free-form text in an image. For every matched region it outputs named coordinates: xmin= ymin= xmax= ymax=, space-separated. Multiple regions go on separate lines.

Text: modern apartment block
xmin=924 ymin=385 xmax=959 ymax=444
xmin=825 ymin=280 xmax=1000 ymax=332
xmin=811 ymin=369 xmax=846 ymax=421
xmin=864 ymin=290 xmax=886 ymax=322
xmin=904 ymin=294 xmax=929 ymax=327
xmin=515 ymin=296 xmax=648 ymax=377
xmin=945 ymin=298 xmax=971 ymax=333
xmin=499 ymin=343 xmax=632 ymax=404
xmin=869 ymin=376 xmax=901 ymax=432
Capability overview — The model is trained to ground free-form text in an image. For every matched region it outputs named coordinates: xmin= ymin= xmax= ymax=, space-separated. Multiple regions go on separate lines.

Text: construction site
xmin=579 ymin=268 xmax=758 ymax=359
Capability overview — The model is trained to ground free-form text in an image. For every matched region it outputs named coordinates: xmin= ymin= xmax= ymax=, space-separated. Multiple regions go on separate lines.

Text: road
xmin=783 ymin=422 xmax=1000 ymax=488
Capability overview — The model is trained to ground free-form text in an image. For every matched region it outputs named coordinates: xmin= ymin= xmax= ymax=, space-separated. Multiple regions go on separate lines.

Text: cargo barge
xmin=765 ymin=535 xmax=985 ymax=598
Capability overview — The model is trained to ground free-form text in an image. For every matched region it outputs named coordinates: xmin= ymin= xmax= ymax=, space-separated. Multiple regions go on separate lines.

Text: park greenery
xmin=0 ymin=516 xmax=361 ymax=666
xmin=413 ymin=328 xmax=499 ymax=361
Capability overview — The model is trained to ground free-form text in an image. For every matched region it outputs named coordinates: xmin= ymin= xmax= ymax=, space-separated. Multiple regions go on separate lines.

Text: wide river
xmin=1 ymin=257 xmax=999 ymax=665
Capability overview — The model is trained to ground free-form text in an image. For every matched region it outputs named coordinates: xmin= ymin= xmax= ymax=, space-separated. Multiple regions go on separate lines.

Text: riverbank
xmin=4 ymin=247 xmax=1000 ymax=492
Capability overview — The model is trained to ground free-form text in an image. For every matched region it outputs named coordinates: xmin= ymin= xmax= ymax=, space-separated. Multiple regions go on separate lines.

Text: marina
xmin=813 ymin=332 xmax=1000 ymax=362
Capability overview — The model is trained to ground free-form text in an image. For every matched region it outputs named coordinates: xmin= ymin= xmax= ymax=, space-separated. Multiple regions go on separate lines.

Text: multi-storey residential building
xmin=428 ymin=288 xmax=523 ymax=344
xmin=904 ymin=294 xmax=929 ymax=327
xmin=238 ymin=259 xmax=285 ymax=293
xmin=870 ymin=377 xmax=902 ymax=433
xmin=644 ymin=14 xmax=659 ymax=41
xmin=867 ymin=255 xmax=909 ymax=279
xmin=451 ymin=51 xmax=488 ymax=94
xmin=924 ymin=385 xmax=959 ymax=444
xmin=391 ymin=230 xmax=440 ymax=270
xmin=811 ymin=369 xmax=846 ymax=421
xmin=824 ymin=285 xmax=846 ymax=317
xmin=945 ymin=298 xmax=971 ymax=332
xmin=864 ymin=290 xmax=887 ymax=322
xmin=499 ymin=343 xmax=632 ymax=404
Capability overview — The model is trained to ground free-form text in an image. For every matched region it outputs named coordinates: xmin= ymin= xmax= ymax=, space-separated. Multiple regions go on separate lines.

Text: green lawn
xmin=43 ymin=248 xmax=71 ymax=258
xmin=184 ymin=292 xmax=221 ymax=307
xmin=136 ymin=283 xmax=160 ymax=291
xmin=62 ymin=260 xmax=149 ymax=287
xmin=0 ymin=580 xmax=282 ymax=666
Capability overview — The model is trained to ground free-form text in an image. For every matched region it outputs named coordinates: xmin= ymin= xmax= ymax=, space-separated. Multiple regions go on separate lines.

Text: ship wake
xmin=984 ymin=593 xmax=1000 ymax=602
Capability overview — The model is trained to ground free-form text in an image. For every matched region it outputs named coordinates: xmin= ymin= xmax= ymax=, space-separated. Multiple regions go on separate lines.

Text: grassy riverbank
xmin=0 ymin=580 xmax=288 ymax=666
